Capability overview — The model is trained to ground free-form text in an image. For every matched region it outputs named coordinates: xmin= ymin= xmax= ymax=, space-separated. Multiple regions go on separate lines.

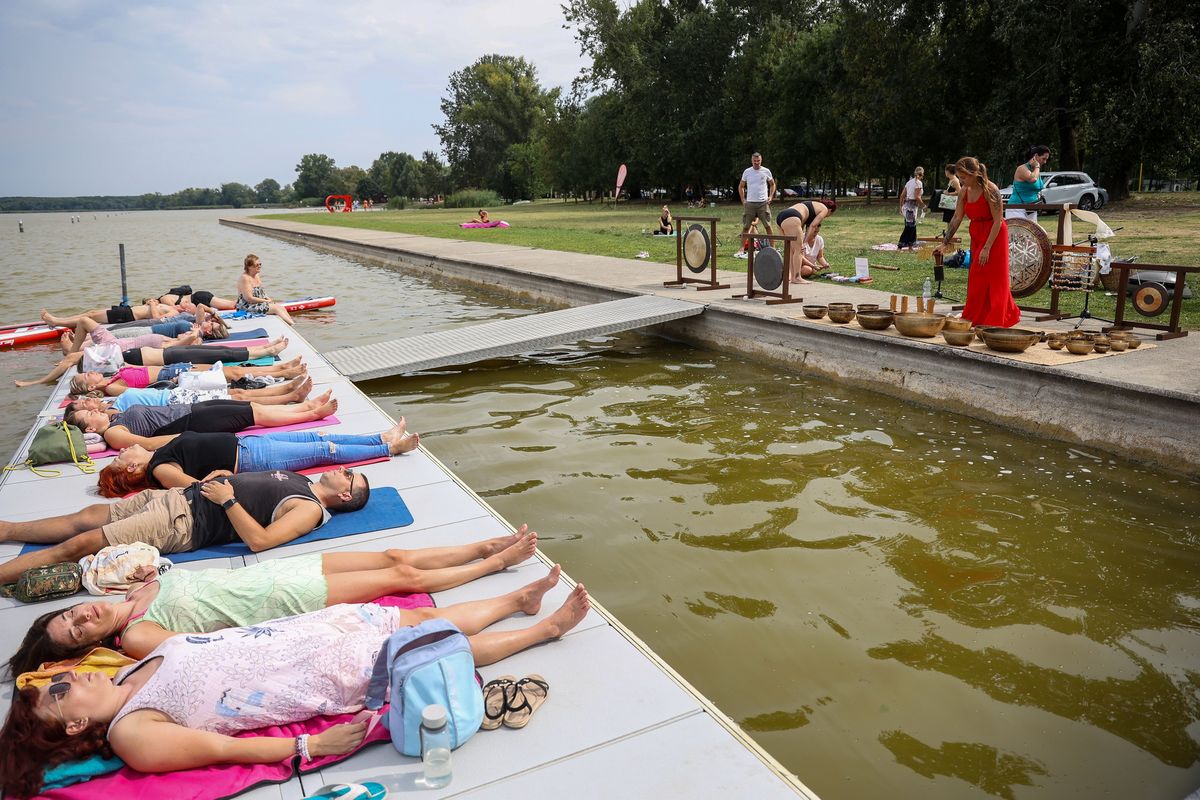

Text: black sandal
xmin=481 ymin=676 xmax=514 ymax=731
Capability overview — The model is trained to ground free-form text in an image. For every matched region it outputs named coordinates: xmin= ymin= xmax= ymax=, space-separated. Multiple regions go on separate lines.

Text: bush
xmin=388 ymin=196 xmax=407 ymax=210
xmin=444 ymin=189 xmax=502 ymax=209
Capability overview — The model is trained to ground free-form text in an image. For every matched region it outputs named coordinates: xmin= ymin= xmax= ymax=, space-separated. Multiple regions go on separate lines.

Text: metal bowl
xmin=893 ymin=312 xmax=947 ymax=338
xmin=828 ymin=307 xmax=857 ymax=324
xmin=802 ymin=305 xmax=827 ymax=320
xmin=856 ymin=310 xmax=894 ymax=330
xmin=977 ymin=327 xmax=1042 ymax=353
xmin=1047 ymin=337 xmax=1066 ymax=350
xmin=828 ymin=302 xmax=854 ymax=310
xmin=856 ymin=303 xmax=879 ymax=312
xmin=942 ymin=317 xmax=973 ymax=332
xmin=1065 ymin=338 xmax=1093 ymax=355
xmin=1109 ymin=338 xmax=1128 ymax=351
xmin=942 ymin=329 xmax=976 ymax=346
xmin=1127 ymin=337 xmax=1142 ymax=349
xmin=1092 ymin=341 xmax=1111 ymax=353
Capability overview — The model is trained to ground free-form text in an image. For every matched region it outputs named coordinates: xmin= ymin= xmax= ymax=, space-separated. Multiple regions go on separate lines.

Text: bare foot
xmin=59 ymin=331 xmax=74 ymax=354
xmin=14 ymin=379 xmax=39 ymax=388
xmin=493 ymin=529 xmax=537 ymax=569
xmin=313 ymin=398 xmax=337 ymax=419
xmin=265 ymin=338 xmax=288 ymax=356
xmin=280 ymin=355 xmax=302 ymax=370
xmin=517 ymin=564 xmax=561 ymax=615
xmin=795 ymin=277 xmax=812 ymax=285
xmin=542 ymin=582 xmax=590 ymax=637
xmin=302 ymin=389 xmax=332 ymax=410
xmin=480 ymin=524 xmax=527 ymax=557
xmin=386 ymin=431 xmax=420 ymax=455
xmin=285 ymin=377 xmax=313 ymax=402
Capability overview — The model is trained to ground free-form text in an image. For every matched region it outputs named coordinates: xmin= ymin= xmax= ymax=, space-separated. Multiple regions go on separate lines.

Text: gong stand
xmin=733 ymin=233 xmax=803 ymax=305
xmin=916 ymin=236 xmax=961 ymax=301
xmin=1107 ymin=262 xmax=1199 ymax=340
xmin=665 ymin=216 xmax=729 ymax=291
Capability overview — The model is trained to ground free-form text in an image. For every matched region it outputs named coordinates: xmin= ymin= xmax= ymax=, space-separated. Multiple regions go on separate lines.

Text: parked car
xmin=1000 ymin=171 xmax=1108 ymax=210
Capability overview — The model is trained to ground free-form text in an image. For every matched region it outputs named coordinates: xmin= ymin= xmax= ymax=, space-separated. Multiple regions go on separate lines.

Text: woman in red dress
xmin=936 ymin=157 xmax=1021 ymax=328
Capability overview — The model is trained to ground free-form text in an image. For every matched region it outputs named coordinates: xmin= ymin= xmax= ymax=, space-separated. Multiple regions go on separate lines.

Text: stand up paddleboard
xmin=1 ymin=297 xmax=337 ymax=348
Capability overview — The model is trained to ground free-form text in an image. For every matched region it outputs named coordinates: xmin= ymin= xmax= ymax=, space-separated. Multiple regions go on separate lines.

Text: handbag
xmin=5 ymin=421 xmax=96 ymax=477
xmin=938 ymin=193 xmax=958 ymax=211
xmin=0 ymin=562 xmax=83 ymax=603
xmin=82 ymin=342 xmax=124 ymax=375
xmin=79 ymin=543 xmax=173 ymax=595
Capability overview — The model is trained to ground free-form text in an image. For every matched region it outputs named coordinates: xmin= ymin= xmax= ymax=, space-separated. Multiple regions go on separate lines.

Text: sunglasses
xmin=347 ymin=468 xmax=356 ymax=496
xmin=48 ymin=672 xmax=73 ymax=726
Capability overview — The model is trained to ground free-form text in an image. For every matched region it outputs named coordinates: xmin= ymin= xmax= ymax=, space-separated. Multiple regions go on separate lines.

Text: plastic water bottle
xmin=922 ymin=278 xmax=932 ymax=303
xmin=420 ymin=704 xmax=452 ymax=789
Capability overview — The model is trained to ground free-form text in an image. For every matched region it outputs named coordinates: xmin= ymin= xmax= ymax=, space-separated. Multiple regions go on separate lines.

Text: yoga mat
xmin=234 ymin=355 xmax=275 ymax=366
xmin=19 ymin=485 xmax=411 ymax=561
xmin=167 ymin=487 xmax=413 ymax=562
xmin=218 ymin=328 xmax=268 ymax=341
xmin=205 ymin=337 xmax=268 ymax=348
xmin=117 ymin=456 xmax=389 ymax=498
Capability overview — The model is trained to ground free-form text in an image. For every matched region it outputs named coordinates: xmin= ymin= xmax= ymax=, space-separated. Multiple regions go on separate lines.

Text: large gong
xmin=753 ymin=246 xmax=784 ymax=291
xmin=683 ymin=224 xmax=711 ymax=274
xmin=1007 ymin=218 xmax=1053 ymax=297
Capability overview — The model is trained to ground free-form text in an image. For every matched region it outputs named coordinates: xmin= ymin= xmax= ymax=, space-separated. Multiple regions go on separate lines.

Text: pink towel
xmin=37 ymin=592 xmax=432 ymax=800
xmin=459 ymin=220 xmax=509 ymax=228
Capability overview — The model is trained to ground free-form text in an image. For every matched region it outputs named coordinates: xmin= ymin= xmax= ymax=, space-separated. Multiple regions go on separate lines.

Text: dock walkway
xmin=0 ymin=314 xmax=813 ymax=799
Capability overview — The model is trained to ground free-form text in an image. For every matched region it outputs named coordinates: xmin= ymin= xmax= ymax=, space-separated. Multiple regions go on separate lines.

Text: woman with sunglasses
xmin=0 ymin=576 xmax=590 ymax=797
xmin=237 ymin=254 xmax=295 ymax=325
xmin=5 ymin=519 xmax=536 ymax=674
xmin=96 ymin=421 xmax=421 ymax=497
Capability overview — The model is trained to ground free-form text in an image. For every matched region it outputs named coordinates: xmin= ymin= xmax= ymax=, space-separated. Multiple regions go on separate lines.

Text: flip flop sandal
xmin=502 ymin=674 xmax=549 ymax=730
xmin=481 ymin=675 xmax=516 ymax=731
xmin=304 ymin=783 xmax=388 ymax=800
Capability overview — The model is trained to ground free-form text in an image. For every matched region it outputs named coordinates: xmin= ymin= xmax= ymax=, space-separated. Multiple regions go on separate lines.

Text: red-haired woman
xmin=936 ymin=158 xmax=1021 ymax=328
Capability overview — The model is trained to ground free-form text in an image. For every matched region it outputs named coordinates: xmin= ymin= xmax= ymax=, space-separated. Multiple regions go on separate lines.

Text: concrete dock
xmin=221 ymin=217 xmax=1200 ymax=476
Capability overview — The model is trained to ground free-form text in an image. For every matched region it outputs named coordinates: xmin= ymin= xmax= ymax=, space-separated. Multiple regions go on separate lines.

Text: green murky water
xmin=2 ymin=211 xmax=1198 ymax=799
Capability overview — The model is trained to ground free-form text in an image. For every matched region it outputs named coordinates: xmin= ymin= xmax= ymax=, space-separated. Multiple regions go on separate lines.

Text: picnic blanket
xmin=460 ymin=220 xmax=509 ymax=228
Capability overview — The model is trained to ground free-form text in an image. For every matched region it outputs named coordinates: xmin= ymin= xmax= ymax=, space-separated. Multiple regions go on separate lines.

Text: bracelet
xmin=296 ymin=734 xmax=311 ymax=762
xmin=221 ymin=497 xmax=238 ymax=511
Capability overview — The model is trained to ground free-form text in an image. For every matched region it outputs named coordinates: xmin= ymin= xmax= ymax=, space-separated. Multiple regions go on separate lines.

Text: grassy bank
xmin=264 ymin=192 xmax=1200 ymax=329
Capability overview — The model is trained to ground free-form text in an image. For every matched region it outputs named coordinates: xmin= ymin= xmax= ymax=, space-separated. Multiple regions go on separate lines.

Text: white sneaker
xmin=734 ymin=251 xmax=748 ymax=259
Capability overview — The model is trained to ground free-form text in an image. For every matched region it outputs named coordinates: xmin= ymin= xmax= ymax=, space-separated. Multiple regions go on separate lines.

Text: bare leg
xmin=249 ymin=397 xmax=336 ymax=427
xmin=229 ymin=377 xmax=312 ymax=405
xmin=269 ymin=303 xmax=296 ymax=326
xmin=245 ymin=337 xmax=289 ymax=360
xmin=468 ymin=583 xmax=590 ymax=667
xmin=0 ymin=504 xmax=114 ymax=544
xmin=0 ymin=530 xmax=107 ymax=584
xmin=42 ymin=309 xmax=106 ymax=327
xmin=401 ymin=566 xmax=563 ymax=635
xmin=322 ymin=526 xmax=535 ymax=575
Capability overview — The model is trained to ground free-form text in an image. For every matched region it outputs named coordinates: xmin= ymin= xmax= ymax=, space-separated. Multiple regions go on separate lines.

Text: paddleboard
xmin=218 ymin=296 xmax=337 ymax=316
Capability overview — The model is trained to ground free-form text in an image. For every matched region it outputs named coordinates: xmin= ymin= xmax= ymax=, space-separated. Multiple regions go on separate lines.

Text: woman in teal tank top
xmin=1007 ymin=145 xmax=1050 ymax=220
xmin=7 ymin=525 xmax=540 ymax=672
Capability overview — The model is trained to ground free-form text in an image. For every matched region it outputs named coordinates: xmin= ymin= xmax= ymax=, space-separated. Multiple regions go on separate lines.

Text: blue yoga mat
xmin=20 ymin=487 xmax=414 ymax=563
xmin=222 ymin=327 xmax=268 ymax=341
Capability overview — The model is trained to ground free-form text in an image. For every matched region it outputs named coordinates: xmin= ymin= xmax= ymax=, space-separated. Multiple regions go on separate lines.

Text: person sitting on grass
xmin=0 ymin=580 xmax=589 ymax=797
xmin=0 ymin=466 xmax=367 ymax=585
xmin=655 ymin=205 xmax=674 ymax=235
xmin=464 ymin=209 xmax=490 ymax=225
xmin=5 ymin=523 xmax=538 ymax=670
xmin=95 ymin=422 xmax=420 ymax=496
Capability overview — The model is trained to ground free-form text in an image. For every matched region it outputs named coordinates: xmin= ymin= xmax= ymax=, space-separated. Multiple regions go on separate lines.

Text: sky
xmin=0 ymin=1 xmax=591 ymax=196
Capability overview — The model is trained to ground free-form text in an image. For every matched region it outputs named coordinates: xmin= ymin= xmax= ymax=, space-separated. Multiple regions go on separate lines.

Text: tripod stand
xmin=1054 ymin=235 xmax=1113 ymax=329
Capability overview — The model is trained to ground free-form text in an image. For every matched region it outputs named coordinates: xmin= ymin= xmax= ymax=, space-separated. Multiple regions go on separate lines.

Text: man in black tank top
xmin=0 ymin=468 xmax=371 ymax=583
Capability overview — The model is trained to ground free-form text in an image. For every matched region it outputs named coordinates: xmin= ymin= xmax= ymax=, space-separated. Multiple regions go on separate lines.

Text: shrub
xmin=388 ymin=196 xmax=407 ymax=210
xmin=444 ymin=189 xmax=502 ymax=209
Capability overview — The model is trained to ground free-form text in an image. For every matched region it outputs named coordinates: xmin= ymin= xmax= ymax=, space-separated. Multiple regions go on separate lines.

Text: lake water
xmin=2 ymin=209 xmax=1198 ymax=799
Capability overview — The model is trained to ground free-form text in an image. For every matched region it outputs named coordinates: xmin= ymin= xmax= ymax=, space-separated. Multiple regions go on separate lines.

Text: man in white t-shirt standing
xmin=735 ymin=152 xmax=776 ymax=259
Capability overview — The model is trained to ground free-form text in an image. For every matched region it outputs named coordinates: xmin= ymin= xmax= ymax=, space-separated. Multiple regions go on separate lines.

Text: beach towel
xmin=460 ymin=220 xmax=510 ymax=228
xmin=33 ymin=592 xmax=433 ymax=799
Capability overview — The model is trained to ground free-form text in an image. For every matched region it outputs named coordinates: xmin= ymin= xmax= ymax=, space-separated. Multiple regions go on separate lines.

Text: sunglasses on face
xmin=48 ymin=672 xmax=73 ymax=725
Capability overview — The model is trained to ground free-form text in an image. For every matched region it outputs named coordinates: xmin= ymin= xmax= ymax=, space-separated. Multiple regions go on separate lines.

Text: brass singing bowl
xmin=1092 ymin=341 xmax=1111 ymax=353
xmin=942 ymin=329 xmax=976 ymax=346
xmin=893 ymin=312 xmax=947 ymax=338
xmin=1109 ymin=338 xmax=1128 ymax=351
xmin=1047 ymin=337 xmax=1066 ymax=350
xmin=828 ymin=302 xmax=854 ymax=310
xmin=802 ymin=305 xmax=827 ymax=320
xmin=977 ymin=327 xmax=1042 ymax=353
xmin=855 ymin=310 xmax=894 ymax=330
xmin=942 ymin=317 xmax=973 ymax=332
xmin=856 ymin=303 xmax=879 ymax=312
xmin=1127 ymin=337 xmax=1142 ymax=349
xmin=828 ymin=307 xmax=857 ymax=324
xmin=1065 ymin=338 xmax=1094 ymax=355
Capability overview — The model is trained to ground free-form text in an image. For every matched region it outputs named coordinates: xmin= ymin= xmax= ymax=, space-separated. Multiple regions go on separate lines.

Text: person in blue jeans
xmin=96 ymin=422 xmax=419 ymax=497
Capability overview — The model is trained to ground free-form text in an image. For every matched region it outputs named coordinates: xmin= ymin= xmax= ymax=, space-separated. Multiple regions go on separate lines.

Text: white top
xmin=741 ymin=167 xmax=774 ymax=202
xmin=903 ymin=178 xmax=923 ymax=202
xmin=805 ymin=235 xmax=824 ymax=262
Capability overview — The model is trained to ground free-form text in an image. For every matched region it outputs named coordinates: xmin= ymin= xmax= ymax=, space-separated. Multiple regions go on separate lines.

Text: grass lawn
xmin=264 ymin=192 xmax=1200 ymax=329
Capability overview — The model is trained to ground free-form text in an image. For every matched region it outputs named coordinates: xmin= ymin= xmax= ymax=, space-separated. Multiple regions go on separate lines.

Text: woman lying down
xmin=0 ymin=558 xmax=589 ymax=797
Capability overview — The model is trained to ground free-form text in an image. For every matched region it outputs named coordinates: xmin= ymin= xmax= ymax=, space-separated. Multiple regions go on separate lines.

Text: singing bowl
xmin=942 ymin=317 xmax=973 ymax=332
xmin=977 ymin=327 xmax=1042 ymax=353
xmin=1109 ymin=338 xmax=1128 ymax=351
xmin=1047 ymin=337 xmax=1066 ymax=350
xmin=802 ymin=305 xmax=827 ymax=320
xmin=1126 ymin=337 xmax=1142 ymax=349
xmin=1065 ymin=338 xmax=1094 ymax=355
xmin=855 ymin=310 xmax=894 ymax=330
xmin=893 ymin=312 xmax=947 ymax=338
xmin=828 ymin=307 xmax=857 ymax=324
xmin=856 ymin=303 xmax=879 ymax=312
xmin=828 ymin=302 xmax=854 ymax=310
xmin=1092 ymin=341 xmax=1111 ymax=353
xmin=941 ymin=329 xmax=976 ymax=346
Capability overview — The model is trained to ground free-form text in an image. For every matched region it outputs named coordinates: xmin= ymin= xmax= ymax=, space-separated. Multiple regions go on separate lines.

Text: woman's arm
xmin=236 ymin=274 xmax=253 ymax=300
xmin=936 ymin=201 xmax=968 ymax=254
xmin=104 ymin=427 xmax=179 ymax=451
xmin=978 ymin=184 xmax=1005 ymax=265
xmin=14 ymin=352 xmax=84 ymax=387
xmin=110 ymin=712 xmax=368 ymax=773
xmin=1014 ymin=162 xmax=1038 ymax=183
xmin=150 ymin=462 xmax=195 ymax=489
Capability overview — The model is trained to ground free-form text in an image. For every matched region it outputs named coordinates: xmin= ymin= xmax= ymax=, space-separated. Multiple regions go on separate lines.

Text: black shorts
xmin=160 ymin=345 xmax=251 ymax=365
xmin=776 ymin=207 xmax=804 ymax=228
xmin=105 ymin=305 xmax=135 ymax=324
xmin=190 ymin=290 xmax=214 ymax=307
xmin=122 ymin=348 xmax=144 ymax=366
xmin=153 ymin=400 xmax=255 ymax=436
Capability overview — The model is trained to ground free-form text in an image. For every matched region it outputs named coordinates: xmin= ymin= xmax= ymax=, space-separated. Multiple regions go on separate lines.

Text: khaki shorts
xmin=102 ymin=488 xmax=196 ymax=554
xmin=742 ymin=201 xmax=772 ymax=229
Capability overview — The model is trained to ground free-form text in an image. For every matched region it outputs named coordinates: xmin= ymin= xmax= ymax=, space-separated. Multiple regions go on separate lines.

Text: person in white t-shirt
xmin=801 ymin=221 xmax=832 ymax=278
xmin=735 ymin=153 xmax=776 ymax=258
xmin=898 ymin=166 xmax=926 ymax=250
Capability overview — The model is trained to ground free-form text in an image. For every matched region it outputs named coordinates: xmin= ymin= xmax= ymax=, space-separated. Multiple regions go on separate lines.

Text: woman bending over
xmin=0 ymin=582 xmax=590 ymax=797
xmin=7 ymin=525 xmax=537 ymax=672
xmin=98 ymin=423 xmax=420 ymax=496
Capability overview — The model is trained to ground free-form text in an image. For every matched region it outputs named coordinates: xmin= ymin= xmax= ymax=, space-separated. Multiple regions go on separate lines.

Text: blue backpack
xmin=364 ymin=618 xmax=484 ymax=756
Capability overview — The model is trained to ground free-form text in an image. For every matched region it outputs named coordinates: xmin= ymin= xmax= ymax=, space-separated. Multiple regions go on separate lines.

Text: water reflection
xmin=880 ymin=731 xmax=1049 ymax=800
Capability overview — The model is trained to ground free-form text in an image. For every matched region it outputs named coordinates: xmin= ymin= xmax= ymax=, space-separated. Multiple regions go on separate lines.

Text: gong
xmin=683 ymin=224 xmax=711 ymax=273
xmin=1007 ymin=218 xmax=1053 ymax=297
xmin=753 ymin=246 xmax=784 ymax=291
xmin=1133 ymin=282 xmax=1169 ymax=317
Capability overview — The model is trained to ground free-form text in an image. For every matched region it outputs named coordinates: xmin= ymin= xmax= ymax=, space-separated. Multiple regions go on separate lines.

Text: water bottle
xmin=922 ymin=277 xmax=932 ymax=303
xmin=420 ymin=704 xmax=452 ymax=789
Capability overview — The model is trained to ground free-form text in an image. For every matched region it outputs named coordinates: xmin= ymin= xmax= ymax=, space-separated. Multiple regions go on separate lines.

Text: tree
xmin=433 ymin=55 xmax=559 ymax=192
xmin=294 ymin=153 xmax=338 ymax=199
xmin=255 ymin=178 xmax=282 ymax=204
xmin=418 ymin=151 xmax=450 ymax=199
xmin=220 ymin=182 xmax=255 ymax=208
